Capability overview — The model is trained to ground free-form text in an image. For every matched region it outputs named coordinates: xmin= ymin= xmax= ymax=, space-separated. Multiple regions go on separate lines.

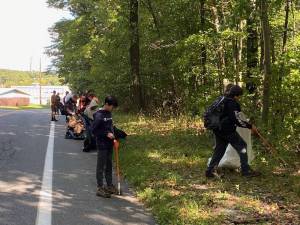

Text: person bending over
xmin=65 ymin=94 xmax=78 ymax=116
xmin=82 ymin=96 xmax=99 ymax=152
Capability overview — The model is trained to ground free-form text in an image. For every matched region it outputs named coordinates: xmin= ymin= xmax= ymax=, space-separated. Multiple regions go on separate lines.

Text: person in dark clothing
xmin=55 ymin=93 xmax=61 ymax=115
xmin=50 ymin=91 xmax=58 ymax=121
xmin=82 ymin=96 xmax=99 ymax=152
xmin=92 ymin=96 xmax=118 ymax=198
xmin=206 ymin=85 xmax=260 ymax=178
xmin=65 ymin=94 xmax=78 ymax=116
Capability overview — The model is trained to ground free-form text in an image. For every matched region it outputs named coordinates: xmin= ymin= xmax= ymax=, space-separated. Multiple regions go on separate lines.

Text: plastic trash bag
xmin=207 ymin=113 xmax=254 ymax=168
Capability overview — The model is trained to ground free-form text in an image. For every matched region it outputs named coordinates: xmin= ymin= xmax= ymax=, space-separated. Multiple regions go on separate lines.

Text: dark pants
xmin=207 ymin=131 xmax=250 ymax=173
xmin=96 ymin=146 xmax=113 ymax=187
xmin=82 ymin=116 xmax=95 ymax=150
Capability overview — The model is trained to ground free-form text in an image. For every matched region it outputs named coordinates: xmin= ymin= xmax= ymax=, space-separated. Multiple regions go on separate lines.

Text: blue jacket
xmin=91 ymin=109 xmax=114 ymax=149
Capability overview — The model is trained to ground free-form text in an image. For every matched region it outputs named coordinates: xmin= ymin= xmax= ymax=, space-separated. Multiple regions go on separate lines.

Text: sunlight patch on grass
xmin=116 ymin=112 xmax=300 ymax=225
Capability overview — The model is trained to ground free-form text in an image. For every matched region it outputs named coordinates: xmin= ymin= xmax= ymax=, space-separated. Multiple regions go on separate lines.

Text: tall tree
xmin=200 ymin=0 xmax=207 ymax=84
xmin=274 ymin=0 xmax=291 ymax=129
xmin=260 ymin=0 xmax=272 ymax=125
xmin=210 ymin=0 xmax=226 ymax=94
xmin=246 ymin=1 xmax=258 ymax=93
xmin=129 ymin=0 xmax=144 ymax=110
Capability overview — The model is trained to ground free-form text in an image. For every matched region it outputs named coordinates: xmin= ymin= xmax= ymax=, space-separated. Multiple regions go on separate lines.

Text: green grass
xmin=114 ymin=113 xmax=300 ymax=225
xmin=0 ymin=104 xmax=49 ymax=110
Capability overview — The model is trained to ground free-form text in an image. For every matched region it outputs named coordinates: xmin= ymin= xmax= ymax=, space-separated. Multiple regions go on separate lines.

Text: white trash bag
xmin=207 ymin=114 xmax=254 ymax=169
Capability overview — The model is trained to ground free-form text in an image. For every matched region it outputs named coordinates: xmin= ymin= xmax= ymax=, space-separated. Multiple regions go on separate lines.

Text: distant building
xmin=0 ymin=88 xmax=30 ymax=106
xmin=12 ymin=85 xmax=70 ymax=105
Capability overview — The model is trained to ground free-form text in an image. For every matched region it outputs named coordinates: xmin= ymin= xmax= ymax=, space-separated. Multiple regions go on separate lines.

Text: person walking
xmin=205 ymin=85 xmax=261 ymax=178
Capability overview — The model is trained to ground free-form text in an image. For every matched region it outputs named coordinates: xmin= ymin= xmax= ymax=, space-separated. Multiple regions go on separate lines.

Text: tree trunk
xmin=233 ymin=20 xmax=244 ymax=84
xmin=260 ymin=31 xmax=264 ymax=72
xmin=210 ymin=1 xmax=225 ymax=94
xmin=246 ymin=10 xmax=258 ymax=93
xmin=260 ymin=0 xmax=272 ymax=125
xmin=282 ymin=0 xmax=290 ymax=53
xmin=233 ymin=36 xmax=238 ymax=83
xmin=270 ymin=36 xmax=276 ymax=63
xmin=200 ymin=0 xmax=207 ymax=84
xmin=292 ymin=0 xmax=296 ymax=43
xmin=129 ymin=0 xmax=144 ymax=110
xmin=274 ymin=0 xmax=290 ymax=130
xmin=143 ymin=0 xmax=178 ymax=104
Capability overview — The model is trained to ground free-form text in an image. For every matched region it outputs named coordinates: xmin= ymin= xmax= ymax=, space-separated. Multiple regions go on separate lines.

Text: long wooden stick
xmin=256 ymin=130 xmax=276 ymax=154
xmin=114 ymin=140 xmax=121 ymax=195
xmin=255 ymin=130 xmax=287 ymax=165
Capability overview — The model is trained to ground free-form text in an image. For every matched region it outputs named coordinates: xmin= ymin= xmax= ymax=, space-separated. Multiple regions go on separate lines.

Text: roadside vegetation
xmin=0 ymin=69 xmax=61 ymax=87
xmin=115 ymin=113 xmax=300 ymax=225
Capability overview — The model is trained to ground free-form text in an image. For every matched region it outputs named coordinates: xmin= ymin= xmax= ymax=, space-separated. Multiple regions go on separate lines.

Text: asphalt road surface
xmin=0 ymin=109 xmax=156 ymax=225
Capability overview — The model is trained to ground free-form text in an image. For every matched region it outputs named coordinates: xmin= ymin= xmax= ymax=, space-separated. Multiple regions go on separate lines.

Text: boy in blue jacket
xmin=92 ymin=96 xmax=118 ymax=198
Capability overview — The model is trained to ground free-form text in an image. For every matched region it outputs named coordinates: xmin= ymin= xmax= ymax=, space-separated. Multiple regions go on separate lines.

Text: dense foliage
xmin=47 ymin=0 xmax=300 ymax=149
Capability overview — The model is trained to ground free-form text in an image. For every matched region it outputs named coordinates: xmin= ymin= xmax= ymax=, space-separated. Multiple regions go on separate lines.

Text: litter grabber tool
xmin=253 ymin=129 xmax=287 ymax=166
xmin=113 ymin=139 xmax=122 ymax=195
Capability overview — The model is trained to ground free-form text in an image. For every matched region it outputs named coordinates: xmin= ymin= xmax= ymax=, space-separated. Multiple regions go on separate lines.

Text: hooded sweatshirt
xmin=217 ymin=97 xmax=252 ymax=135
xmin=91 ymin=109 xmax=114 ymax=149
xmin=84 ymin=98 xmax=99 ymax=120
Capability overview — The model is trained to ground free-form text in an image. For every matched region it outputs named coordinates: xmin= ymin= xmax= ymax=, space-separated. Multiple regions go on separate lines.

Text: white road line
xmin=35 ymin=122 xmax=55 ymax=225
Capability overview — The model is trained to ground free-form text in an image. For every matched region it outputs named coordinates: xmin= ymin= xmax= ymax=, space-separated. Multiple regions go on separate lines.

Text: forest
xmin=47 ymin=1 xmax=299 ymax=224
xmin=47 ymin=0 xmax=300 ymax=137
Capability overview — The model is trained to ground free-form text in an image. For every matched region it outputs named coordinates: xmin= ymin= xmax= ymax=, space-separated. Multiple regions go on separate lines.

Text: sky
xmin=0 ymin=0 xmax=70 ymax=72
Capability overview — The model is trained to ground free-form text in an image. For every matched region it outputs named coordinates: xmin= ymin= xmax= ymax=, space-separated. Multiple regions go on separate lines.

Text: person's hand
xmin=251 ymin=125 xmax=258 ymax=134
xmin=107 ymin=132 xmax=115 ymax=140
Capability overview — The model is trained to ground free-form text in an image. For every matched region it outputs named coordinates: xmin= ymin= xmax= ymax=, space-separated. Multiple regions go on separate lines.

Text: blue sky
xmin=0 ymin=0 xmax=70 ymax=72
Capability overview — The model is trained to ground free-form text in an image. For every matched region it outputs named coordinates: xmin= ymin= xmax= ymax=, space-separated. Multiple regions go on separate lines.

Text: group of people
xmin=49 ymin=83 xmax=261 ymax=198
xmin=50 ymin=90 xmax=122 ymax=198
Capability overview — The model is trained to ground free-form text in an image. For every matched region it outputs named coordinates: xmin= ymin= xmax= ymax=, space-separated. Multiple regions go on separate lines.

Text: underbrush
xmin=114 ymin=113 xmax=300 ymax=225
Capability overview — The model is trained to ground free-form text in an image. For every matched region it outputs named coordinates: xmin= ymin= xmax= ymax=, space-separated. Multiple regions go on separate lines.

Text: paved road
xmin=0 ymin=109 xmax=156 ymax=225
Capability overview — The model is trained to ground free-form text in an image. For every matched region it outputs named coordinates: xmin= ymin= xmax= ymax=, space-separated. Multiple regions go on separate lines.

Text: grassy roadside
xmin=114 ymin=113 xmax=300 ymax=225
xmin=0 ymin=104 xmax=49 ymax=110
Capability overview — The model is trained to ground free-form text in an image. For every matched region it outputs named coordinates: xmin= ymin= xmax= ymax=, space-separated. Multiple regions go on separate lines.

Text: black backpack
xmin=203 ymin=96 xmax=226 ymax=130
xmin=113 ymin=126 xmax=128 ymax=140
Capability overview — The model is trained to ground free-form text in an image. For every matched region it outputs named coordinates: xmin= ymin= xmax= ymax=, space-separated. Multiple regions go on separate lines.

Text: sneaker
xmin=242 ymin=169 xmax=261 ymax=177
xmin=205 ymin=171 xmax=216 ymax=178
xmin=82 ymin=147 xmax=90 ymax=152
xmin=105 ymin=185 xmax=118 ymax=195
xmin=96 ymin=187 xmax=111 ymax=198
